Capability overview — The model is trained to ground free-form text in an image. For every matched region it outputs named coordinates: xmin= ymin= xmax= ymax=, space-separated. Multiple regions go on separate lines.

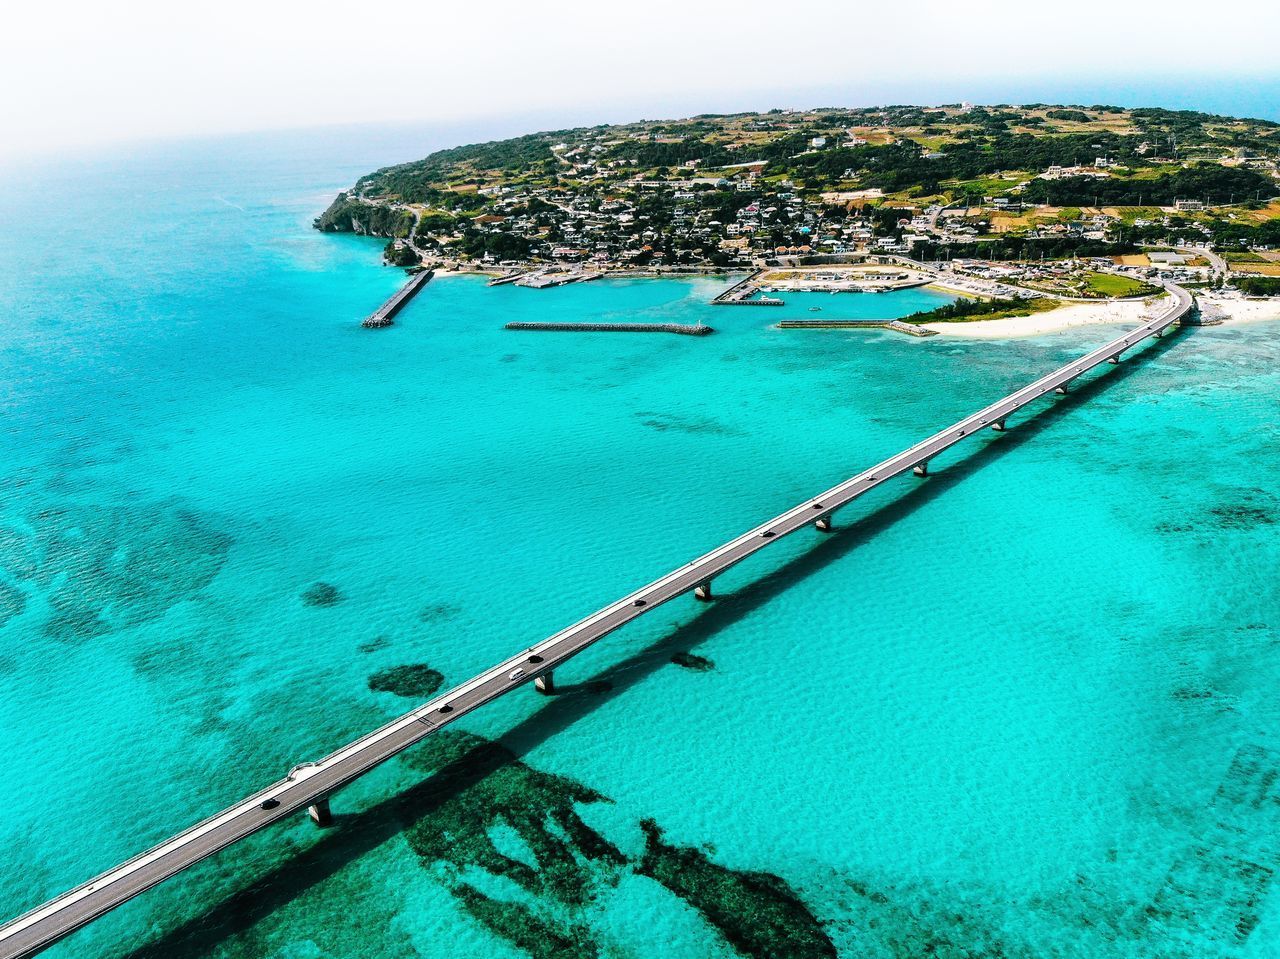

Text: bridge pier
xmin=534 ymin=671 xmax=555 ymax=695
xmin=307 ymin=798 xmax=333 ymax=828
xmin=1055 ymin=382 xmax=1070 ymax=395
xmin=815 ymin=514 xmax=834 ymax=532
xmin=1109 ymin=354 xmax=1121 ymax=364
xmin=991 ymin=419 xmax=1006 ymax=432
xmin=694 ymin=580 xmax=713 ymax=601
xmin=913 ymin=462 xmax=929 ymax=478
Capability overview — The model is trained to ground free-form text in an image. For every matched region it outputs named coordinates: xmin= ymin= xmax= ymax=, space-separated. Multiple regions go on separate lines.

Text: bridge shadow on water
xmin=123 ymin=329 xmax=1189 ymax=957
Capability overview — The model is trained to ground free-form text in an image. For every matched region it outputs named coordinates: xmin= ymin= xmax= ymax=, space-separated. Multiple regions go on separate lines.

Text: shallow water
xmin=2 ymin=131 xmax=1280 ymax=959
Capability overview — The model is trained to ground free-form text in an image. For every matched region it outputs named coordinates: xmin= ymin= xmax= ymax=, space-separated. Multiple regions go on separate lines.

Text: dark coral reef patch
xmin=301 ymin=582 xmax=343 ymax=607
xmin=671 ymin=651 xmax=715 ymax=671
xmin=0 ymin=497 xmax=230 ymax=640
xmin=368 ymin=664 xmax=445 ymax=699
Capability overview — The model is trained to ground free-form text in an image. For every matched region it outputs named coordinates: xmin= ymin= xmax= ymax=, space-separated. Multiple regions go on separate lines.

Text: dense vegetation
xmin=778 ymin=133 xmax=1152 ymax=195
xmin=383 ymin=240 xmax=421 ymax=266
xmin=1237 ymin=276 xmax=1280 ymax=295
xmin=1019 ymin=165 xmax=1273 ymax=206
xmin=913 ymin=236 xmax=1139 ymax=262
xmin=1045 ymin=109 xmax=1092 ymax=123
xmin=314 ymin=195 xmax=415 ymax=236
xmin=907 ymin=296 xmax=1061 ymax=322
xmin=359 ymin=133 xmax=568 ymax=203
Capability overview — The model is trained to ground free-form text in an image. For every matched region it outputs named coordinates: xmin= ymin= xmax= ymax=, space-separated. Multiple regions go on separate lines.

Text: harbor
xmin=711 ymin=270 xmax=784 ymax=306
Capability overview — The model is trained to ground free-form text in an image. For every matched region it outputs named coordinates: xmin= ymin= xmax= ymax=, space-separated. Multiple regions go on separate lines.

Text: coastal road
xmin=1193 ymin=246 xmax=1230 ymax=277
xmin=0 ymin=283 xmax=1194 ymax=959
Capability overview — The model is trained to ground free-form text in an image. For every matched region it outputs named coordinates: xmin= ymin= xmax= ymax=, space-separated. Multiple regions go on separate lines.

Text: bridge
xmin=0 ymin=284 xmax=1194 ymax=959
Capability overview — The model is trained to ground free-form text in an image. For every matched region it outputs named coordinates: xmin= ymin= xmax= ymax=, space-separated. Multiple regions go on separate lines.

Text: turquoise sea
xmin=2 ymin=128 xmax=1280 ymax=959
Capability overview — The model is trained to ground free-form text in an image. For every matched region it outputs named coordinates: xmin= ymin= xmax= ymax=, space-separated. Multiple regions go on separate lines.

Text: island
xmin=317 ymin=103 xmax=1280 ymax=330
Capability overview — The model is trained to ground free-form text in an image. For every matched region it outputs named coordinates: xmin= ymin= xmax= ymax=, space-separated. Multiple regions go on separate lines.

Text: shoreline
xmin=1199 ymin=295 xmax=1280 ymax=327
xmin=923 ymin=295 xmax=1280 ymax=338
xmin=425 ymin=265 xmax=741 ymax=280
xmin=420 ymin=267 xmax=1280 ymax=339
xmin=921 ymin=299 xmax=1154 ymax=339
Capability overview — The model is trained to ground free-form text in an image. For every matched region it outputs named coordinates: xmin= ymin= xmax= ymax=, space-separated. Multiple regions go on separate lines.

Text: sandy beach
xmin=1200 ymin=294 xmax=1280 ymax=327
xmin=924 ymin=294 xmax=1280 ymax=338
xmin=922 ymin=298 xmax=1155 ymax=338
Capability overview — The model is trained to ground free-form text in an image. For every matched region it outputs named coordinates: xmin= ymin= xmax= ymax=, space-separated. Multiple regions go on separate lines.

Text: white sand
xmin=1200 ymin=295 xmax=1280 ymax=327
xmin=922 ymin=299 xmax=1154 ymax=339
xmin=924 ymin=294 xmax=1280 ymax=339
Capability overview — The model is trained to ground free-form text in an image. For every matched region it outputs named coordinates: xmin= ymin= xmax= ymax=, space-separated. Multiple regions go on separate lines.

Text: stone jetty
xmin=363 ymin=269 xmax=434 ymax=328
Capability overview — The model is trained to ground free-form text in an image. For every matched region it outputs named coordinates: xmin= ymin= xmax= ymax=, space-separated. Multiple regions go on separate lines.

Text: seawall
xmin=776 ymin=319 xmax=937 ymax=337
xmin=505 ymin=322 xmax=713 ymax=336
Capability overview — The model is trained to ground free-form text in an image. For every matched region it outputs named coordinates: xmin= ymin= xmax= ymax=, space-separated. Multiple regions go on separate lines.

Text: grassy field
xmin=1243 ymin=201 xmax=1280 ymax=223
xmin=846 ymin=128 xmax=897 ymax=146
xmin=990 ymin=209 xmax=1064 ymax=232
xmin=1102 ymin=206 xmax=1165 ymax=223
xmin=1025 ymin=271 xmax=1161 ymax=299
xmin=1230 ymin=262 xmax=1280 ymax=276
xmin=945 ymin=174 xmax=1032 ymax=198
xmin=1084 ymin=272 xmax=1160 ymax=297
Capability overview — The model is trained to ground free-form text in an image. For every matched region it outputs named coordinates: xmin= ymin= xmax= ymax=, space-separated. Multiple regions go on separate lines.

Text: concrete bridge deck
xmin=0 ymin=284 xmax=1194 ymax=959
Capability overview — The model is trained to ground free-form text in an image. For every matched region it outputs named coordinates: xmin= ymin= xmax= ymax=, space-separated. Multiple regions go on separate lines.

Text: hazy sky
xmin=3 ymin=0 xmax=1278 ymax=159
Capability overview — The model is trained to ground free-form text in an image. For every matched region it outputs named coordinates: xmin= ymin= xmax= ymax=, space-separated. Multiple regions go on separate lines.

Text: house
xmin=1041 ymin=164 xmax=1108 ymax=181
xmin=1175 ymin=199 xmax=1205 ymax=211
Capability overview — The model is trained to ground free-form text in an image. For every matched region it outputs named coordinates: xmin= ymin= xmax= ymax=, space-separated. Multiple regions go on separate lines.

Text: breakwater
xmin=505 ymin=322 xmax=713 ymax=336
xmin=363 ymin=269 xmax=434 ymax=328
xmin=777 ymin=319 xmax=937 ymax=337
